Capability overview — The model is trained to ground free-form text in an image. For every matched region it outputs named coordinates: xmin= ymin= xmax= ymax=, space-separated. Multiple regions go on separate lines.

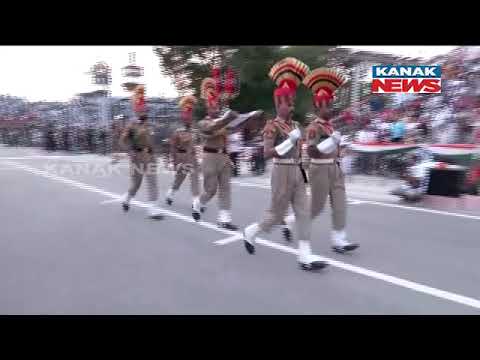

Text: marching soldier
xmin=243 ymin=57 xmax=328 ymax=271
xmin=284 ymin=68 xmax=359 ymax=253
xmin=120 ymin=85 xmax=163 ymax=220
xmin=165 ymin=95 xmax=202 ymax=209
xmin=191 ymin=77 xmax=241 ymax=230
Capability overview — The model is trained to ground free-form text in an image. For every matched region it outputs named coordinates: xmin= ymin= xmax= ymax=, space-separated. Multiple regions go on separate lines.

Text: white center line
xmin=5 ymin=159 xmax=480 ymax=311
xmin=214 ymin=234 xmax=243 ymax=245
xmin=100 ymin=199 xmax=122 ymax=205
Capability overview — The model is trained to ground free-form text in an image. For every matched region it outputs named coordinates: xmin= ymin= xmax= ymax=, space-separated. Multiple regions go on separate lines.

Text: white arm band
xmin=275 ymin=138 xmax=294 ymax=156
xmin=316 ymin=137 xmax=336 ymax=154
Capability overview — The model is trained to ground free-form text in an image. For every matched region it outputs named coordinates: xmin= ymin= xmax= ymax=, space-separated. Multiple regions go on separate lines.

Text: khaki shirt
xmin=197 ymin=115 xmax=230 ymax=150
xmin=263 ymin=118 xmax=302 ymax=161
xmin=306 ymin=118 xmax=339 ymax=160
xmin=120 ymin=121 xmax=155 ymax=153
xmin=170 ymin=126 xmax=197 ymax=153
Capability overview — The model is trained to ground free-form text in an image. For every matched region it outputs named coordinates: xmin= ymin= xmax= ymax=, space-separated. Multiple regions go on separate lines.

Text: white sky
xmin=0 ymin=46 xmax=178 ymax=102
xmin=0 ymin=46 xmax=466 ymax=102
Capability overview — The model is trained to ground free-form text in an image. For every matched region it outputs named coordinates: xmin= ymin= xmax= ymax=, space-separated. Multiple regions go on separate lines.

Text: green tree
xmin=154 ymin=46 xmax=334 ymax=123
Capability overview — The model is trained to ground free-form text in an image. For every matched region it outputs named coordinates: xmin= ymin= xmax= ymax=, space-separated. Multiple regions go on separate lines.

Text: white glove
xmin=331 ymin=131 xmax=342 ymax=144
xmin=288 ymin=128 xmax=301 ymax=142
xmin=316 ymin=137 xmax=336 ymax=154
xmin=275 ymin=138 xmax=294 ymax=156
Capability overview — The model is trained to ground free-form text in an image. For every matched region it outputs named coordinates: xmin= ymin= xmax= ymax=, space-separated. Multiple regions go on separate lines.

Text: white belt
xmin=310 ymin=158 xmax=335 ymax=165
xmin=273 ymin=158 xmax=299 ymax=165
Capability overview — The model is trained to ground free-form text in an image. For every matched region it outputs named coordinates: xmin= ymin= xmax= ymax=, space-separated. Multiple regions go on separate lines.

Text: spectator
xmin=390 ymin=118 xmax=406 ymax=143
xmin=227 ymin=130 xmax=243 ymax=177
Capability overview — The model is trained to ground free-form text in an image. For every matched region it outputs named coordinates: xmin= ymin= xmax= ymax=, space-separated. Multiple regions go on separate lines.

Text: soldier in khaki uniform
xmin=120 ymin=85 xmax=163 ymax=220
xmin=165 ymin=95 xmax=202 ymax=208
xmin=191 ymin=77 xmax=241 ymax=230
xmin=284 ymin=68 xmax=358 ymax=253
xmin=243 ymin=57 xmax=328 ymax=271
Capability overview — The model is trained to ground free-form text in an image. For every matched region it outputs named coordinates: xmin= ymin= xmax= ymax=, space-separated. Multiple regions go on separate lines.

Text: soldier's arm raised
xmin=198 ymin=111 xmax=239 ymax=135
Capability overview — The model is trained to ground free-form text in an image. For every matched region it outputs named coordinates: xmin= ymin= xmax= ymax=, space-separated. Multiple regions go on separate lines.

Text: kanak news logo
xmin=371 ymin=65 xmax=441 ymax=93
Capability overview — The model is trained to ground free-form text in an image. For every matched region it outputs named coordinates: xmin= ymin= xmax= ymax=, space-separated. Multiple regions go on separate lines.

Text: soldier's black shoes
xmin=149 ymin=214 xmax=164 ymax=220
xmin=166 ymin=198 xmax=173 ymax=206
xmin=282 ymin=227 xmax=292 ymax=242
xmin=332 ymin=243 xmax=359 ymax=254
xmin=200 ymin=206 xmax=206 ymax=213
xmin=244 ymin=240 xmax=255 ymax=255
xmin=299 ymin=261 xmax=329 ymax=271
xmin=218 ymin=222 xmax=238 ymax=231
xmin=243 ymin=230 xmax=255 ymax=255
xmin=122 ymin=202 xmax=129 ymax=212
xmin=192 ymin=211 xmax=201 ymax=221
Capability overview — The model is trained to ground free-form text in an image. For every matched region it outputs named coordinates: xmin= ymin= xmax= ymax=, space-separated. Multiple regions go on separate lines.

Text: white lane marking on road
xmin=6 ymin=159 xmax=480 ymax=311
xmin=3 ymin=160 xmax=239 ymax=239
xmin=100 ymin=199 xmax=122 ymax=205
xmin=214 ymin=234 xmax=243 ymax=245
xmin=255 ymin=238 xmax=480 ymax=311
xmin=231 ymin=179 xmax=480 ymax=220
xmin=356 ymin=200 xmax=480 ymax=221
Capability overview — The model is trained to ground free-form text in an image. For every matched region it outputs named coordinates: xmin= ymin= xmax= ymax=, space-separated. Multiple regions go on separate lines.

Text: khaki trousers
xmin=308 ymin=162 xmax=346 ymax=231
xmin=259 ymin=164 xmax=311 ymax=240
xmin=199 ymin=153 xmax=231 ymax=210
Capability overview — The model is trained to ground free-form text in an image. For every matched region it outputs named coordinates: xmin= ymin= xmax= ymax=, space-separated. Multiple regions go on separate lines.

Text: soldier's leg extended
xmin=283 ymin=164 xmax=329 ymax=240
xmin=330 ymin=163 xmax=358 ymax=253
xmin=309 ymin=165 xmax=330 ymax=220
xmin=165 ymin=163 xmax=187 ymax=205
xmin=189 ymin=163 xmax=204 ymax=213
xmin=217 ymin=155 xmax=236 ymax=229
xmin=143 ymin=157 xmax=161 ymax=219
xmin=244 ymin=166 xmax=291 ymax=254
xmin=292 ymin=169 xmax=328 ymax=270
xmin=190 ymin=164 xmax=200 ymax=198
xmin=122 ymin=156 xmax=144 ymax=212
xmin=192 ymin=153 xmax=218 ymax=221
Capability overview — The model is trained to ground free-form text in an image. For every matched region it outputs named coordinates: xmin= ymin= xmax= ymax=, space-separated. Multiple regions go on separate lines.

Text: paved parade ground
xmin=1 ymin=146 xmax=480 ymax=315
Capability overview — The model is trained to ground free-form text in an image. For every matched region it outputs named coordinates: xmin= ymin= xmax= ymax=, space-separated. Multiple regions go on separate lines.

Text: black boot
xmin=122 ymin=202 xmax=129 ymax=212
xmin=299 ymin=261 xmax=329 ymax=271
xmin=192 ymin=207 xmax=201 ymax=221
xmin=243 ymin=230 xmax=255 ymax=255
xmin=218 ymin=222 xmax=238 ymax=231
xmin=282 ymin=227 xmax=292 ymax=242
xmin=166 ymin=198 xmax=173 ymax=206
xmin=332 ymin=243 xmax=359 ymax=254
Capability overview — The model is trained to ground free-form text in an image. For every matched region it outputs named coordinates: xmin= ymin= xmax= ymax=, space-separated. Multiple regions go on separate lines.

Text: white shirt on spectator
xmin=356 ymin=130 xmax=377 ymax=143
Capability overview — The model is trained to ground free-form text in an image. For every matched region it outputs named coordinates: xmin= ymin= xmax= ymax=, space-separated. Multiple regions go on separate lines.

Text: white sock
xmin=298 ymin=240 xmax=312 ymax=263
xmin=244 ymin=223 xmax=260 ymax=244
xmin=218 ymin=210 xmax=232 ymax=223
xmin=123 ymin=193 xmax=132 ymax=204
xmin=285 ymin=214 xmax=296 ymax=230
xmin=332 ymin=229 xmax=350 ymax=247
xmin=166 ymin=189 xmax=175 ymax=199
xmin=148 ymin=202 xmax=162 ymax=216
xmin=192 ymin=197 xmax=201 ymax=212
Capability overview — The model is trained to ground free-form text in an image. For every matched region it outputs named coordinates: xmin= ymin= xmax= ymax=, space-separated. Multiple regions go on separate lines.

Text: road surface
xmin=1 ymin=146 xmax=480 ymax=314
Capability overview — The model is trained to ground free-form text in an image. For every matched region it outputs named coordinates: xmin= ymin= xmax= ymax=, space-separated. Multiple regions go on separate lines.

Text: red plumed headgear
xmin=303 ymin=68 xmax=348 ymax=108
xmin=179 ymin=95 xmax=197 ymax=120
xmin=269 ymin=57 xmax=309 ymax=99
xmin=200 ymin=77 xmax=219 ymax=108
xmin=132 ymin=85 xmax=146 ymax=115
